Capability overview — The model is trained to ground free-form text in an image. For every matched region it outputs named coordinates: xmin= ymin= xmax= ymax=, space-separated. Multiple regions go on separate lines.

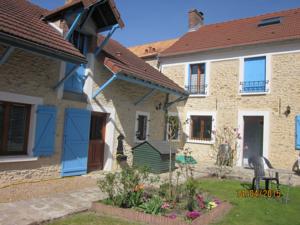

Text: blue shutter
xmin=296 ymin=116 xmax=300 ymax=150
xmin=33 ymin=105 xmax=57 ymax=156
xmin=64 ymin=63 xmax=86 ymax=94
xmin=61 ymin=108 xmax=91 ymax=177
xmin=244 ymin=56 xmax=266 ymax=92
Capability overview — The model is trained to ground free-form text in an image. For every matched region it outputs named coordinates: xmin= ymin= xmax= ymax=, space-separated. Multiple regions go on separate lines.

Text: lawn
xmin=46 ymin=212 xmax=143 ymax=225
xmin=198 ymin=178 xmax=300 ymax=225
xmin=47 ymin=178 xmax=300 ymax=225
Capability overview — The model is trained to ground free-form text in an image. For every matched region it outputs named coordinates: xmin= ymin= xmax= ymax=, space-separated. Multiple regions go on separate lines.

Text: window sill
xmin=189 ymin=94 xmax=208 ymax=98
xmin=239 ymin=91 xmax=269 ymax=96
xmin=186 ymin=139 xmax=214 ymax=145
xmin=0 ymin=155 xmax=38 ymax=163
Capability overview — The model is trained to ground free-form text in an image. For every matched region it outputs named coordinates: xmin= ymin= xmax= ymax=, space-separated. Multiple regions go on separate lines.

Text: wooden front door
xmin=88 ymin=112 xmax=106 ymax=172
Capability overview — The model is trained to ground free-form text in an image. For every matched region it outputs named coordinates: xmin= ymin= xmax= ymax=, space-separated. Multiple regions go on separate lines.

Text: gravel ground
xmin=0 ymin=176 xmax=97 ymax=203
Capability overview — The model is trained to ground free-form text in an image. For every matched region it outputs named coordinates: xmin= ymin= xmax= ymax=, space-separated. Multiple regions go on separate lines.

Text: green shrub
xmin=138 ymin=195 xmax=163 ymax=215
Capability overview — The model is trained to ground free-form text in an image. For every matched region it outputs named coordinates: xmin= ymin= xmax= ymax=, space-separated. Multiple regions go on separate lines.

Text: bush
xmin=138 ymin=195 xmax=163 ymax=215
xmin=98 ymin=166 xmax=158 ymax=208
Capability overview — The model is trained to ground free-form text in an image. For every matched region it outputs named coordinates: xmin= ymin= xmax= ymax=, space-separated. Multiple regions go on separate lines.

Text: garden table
xmin=267 ymin=168 xmax=294 ymax=204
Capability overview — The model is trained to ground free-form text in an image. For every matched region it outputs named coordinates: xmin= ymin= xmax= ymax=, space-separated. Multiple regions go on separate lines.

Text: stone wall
xmin=0 ymin=46 xmax=86 ymax=187
xmin=161 ymin=52 xmax=300 ymax=170
xmin=91 ymin=59 xmax=175 ymax=169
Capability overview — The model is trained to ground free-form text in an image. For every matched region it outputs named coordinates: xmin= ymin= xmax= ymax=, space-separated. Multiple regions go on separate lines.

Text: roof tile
xmin=99 ymin=36 xmax=186 ymax=94
xmin=0 ymin=0 xmax=86 ymax=63
xmin=161 ymin=7 xmax=300 ymax=57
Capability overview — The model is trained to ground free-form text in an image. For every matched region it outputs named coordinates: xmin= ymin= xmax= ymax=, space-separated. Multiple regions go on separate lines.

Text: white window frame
xmin=0 ymin=91 xmax=42 ymax=162
xmin=239 ymin=54 xmax=271 ymax=95
xmin=186 ymin=111 xmax=216 ymax=144
xmin=185 ymin=61 xmax=210 ymax=97
xmin=166 ymin=112 xmax=180 ymax=142
xmin=134 ymin=111 xmax=150 ymax=143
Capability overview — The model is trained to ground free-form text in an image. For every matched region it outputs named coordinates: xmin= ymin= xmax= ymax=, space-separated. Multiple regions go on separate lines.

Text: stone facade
xmin=0 ymin=45 xmax=173 ymax=186
xmin=160 ymin=50 xmax=300 ymax=170
xmin=0 ymin=46 xmax=87 ymax=186
xmin=90 ymin=59 xmax=175 ymax=169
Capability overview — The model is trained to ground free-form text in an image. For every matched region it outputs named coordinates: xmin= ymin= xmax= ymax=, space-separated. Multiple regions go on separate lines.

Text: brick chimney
xmin=188 ymin=9 xmax=204 ymax=32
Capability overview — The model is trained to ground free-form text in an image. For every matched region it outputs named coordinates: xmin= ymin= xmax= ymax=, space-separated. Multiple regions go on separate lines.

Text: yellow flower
xmin=207 ymin=201 xmax=217 ymax=209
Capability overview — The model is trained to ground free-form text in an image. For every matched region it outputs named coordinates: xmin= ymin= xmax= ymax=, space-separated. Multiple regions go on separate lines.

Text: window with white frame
xmin=186 ymin=112 xmax=216 ymax=144
xmin=186 ymin=63 xmax=207 ymax=95
xmin=166 ymin=113 xmax=180 ymax=141
xmin=240 ymin=56 xmax=269 ymax=94
xmin=135 ymin=112 xmax=150 ymax=142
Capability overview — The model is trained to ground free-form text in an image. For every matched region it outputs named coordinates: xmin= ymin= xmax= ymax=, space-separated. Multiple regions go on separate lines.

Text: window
xmin=258 ymin=17 xmax=281 ymax=27
xmin=167 ymin=114 xmax=180 ymax=141
xmin=186 ymin=111 xmax=216 ymax=144
xmin=64 ymin=31 xmax=88 ymax=94
xmin=190 ymin=116 xmax=212 ymax=141
xmin=187 ymin=63 xmax=207 ymax=95
xmin=0 ymin=101 xmax=31 ymax=156
xmin=240 ymin=56 xmax=269 ymax=94
xmin=135 ymin=112 xmax=150 ymax=142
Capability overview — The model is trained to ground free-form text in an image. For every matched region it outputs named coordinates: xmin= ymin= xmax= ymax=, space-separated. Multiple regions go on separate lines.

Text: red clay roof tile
xmin=99 ymin=36 xmax=186 ymax=95
xmin=161 ymin=7 xmax=300 ymax=57
xmin=0 ymin=0 xmax=86 ymax=63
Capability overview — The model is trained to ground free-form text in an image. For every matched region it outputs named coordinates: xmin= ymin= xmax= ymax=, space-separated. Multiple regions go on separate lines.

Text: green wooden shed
xmin=132 ymin=141 xmax=176 ymax=174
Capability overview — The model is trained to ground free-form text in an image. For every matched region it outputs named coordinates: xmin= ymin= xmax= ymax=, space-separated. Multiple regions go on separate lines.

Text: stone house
xmin=0 ymin=0 xmax=186 ymax=186
xmin=131 ymin=8 xmax=300 ymax=170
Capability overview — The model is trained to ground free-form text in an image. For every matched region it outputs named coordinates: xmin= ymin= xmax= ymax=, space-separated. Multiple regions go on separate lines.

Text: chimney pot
xmin=188 ymin=9 xmax=204 ymax=31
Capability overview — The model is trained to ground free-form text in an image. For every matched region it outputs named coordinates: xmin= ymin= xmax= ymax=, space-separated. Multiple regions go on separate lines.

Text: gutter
xmin=159 ymin=36 xmax=300 ymax=58
xmin=0 ymin=32 xmax=87 ymax=65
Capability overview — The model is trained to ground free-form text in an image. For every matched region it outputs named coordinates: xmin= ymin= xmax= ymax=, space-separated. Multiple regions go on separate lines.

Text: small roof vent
xmin=258 ymin=17 xmax=282 ymax=27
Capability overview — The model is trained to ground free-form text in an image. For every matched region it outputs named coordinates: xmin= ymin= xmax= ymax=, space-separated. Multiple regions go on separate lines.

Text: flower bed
xmin=91 ymin=201 xmax=232 ymax=225
xmin=97 ymin=166 xmax=232 ymax=224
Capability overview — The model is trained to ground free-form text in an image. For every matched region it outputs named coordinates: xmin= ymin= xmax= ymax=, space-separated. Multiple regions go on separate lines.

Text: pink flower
xmin=161 ymin=203 xmax=170 ymax=209
xmin=168 ymin=213 xmax=177 ymax=219
xmin=186 ymin=211 xmax=201 ymax=220
xmin=196 ymin=194 xmax=205 ymax=209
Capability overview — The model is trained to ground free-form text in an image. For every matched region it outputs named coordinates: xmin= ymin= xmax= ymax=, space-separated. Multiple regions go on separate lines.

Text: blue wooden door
xmin=61 ymin=108 xmax=91 ymax=177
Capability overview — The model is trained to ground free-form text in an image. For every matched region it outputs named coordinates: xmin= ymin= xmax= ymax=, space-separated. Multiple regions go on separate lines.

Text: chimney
xmin=188 ymin=9 xmax=204 ymax=31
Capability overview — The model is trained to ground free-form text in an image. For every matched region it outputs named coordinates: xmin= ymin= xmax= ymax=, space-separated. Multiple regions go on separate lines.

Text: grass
xmin=46 ymin=212 xmax=143 ymax=225
xmin=198 ymin=178 xmax=300 ymax=225
xmin=46 ymin=178 xmax=300 ymax=225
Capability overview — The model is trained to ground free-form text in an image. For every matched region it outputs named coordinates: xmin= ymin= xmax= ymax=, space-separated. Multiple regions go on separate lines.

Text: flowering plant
xmin=161 ymin=202 xmax=170 ymax=209
xmin=167 ymin=213 xmax=177 ymax=219
xmin=186 ymin=210 xmax=201 ymax=220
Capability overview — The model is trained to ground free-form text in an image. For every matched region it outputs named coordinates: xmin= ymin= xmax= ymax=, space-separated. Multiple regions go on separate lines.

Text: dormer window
xmin=258 ymin=17 xmax=282 ymax=27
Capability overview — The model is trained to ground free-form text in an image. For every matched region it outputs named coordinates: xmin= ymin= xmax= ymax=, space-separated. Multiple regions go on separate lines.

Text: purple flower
xmin=186 ymin=211 xmax=201 ymax=220
xmin=213 ymin=198 xmax=221 ymax=205
xmin=168 ymin=213 xmax=177 ymax=219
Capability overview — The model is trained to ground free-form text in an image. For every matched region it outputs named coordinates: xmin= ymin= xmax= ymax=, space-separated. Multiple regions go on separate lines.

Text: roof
xmin=44 ymin=0 xmax=124 ymax=30
xmin=161 ymin=7 xmax=300 ymax=57
xmin=99 ymin=36 xmax=187 ymax=95
xmin=132 ymin=141 xmax=177 ymax=154
xmin=0 ymin=0 xmax=86 ymax=64
xmin=128 ymin=38 xmax=178 ymax=58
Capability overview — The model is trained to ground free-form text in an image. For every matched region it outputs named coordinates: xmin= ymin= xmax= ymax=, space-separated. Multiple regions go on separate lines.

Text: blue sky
xmin=32 ymin=0 xmax=300 ymax=47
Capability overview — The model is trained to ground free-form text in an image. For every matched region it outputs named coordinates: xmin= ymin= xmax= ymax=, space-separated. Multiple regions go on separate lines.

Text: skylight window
xmin=258 ymin=17 xmax=282 ymax=27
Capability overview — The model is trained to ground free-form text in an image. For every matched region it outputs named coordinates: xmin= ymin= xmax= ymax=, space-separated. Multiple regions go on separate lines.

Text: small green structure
xmin=176 ymin=155 xmax=197 ymax=165
xmin=132 ymin=141 xmax=176 ymax=174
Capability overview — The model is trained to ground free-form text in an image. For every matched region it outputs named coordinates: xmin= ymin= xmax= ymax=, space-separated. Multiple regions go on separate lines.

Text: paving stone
xmin=0 ymin=187 xmax=104 ymax=225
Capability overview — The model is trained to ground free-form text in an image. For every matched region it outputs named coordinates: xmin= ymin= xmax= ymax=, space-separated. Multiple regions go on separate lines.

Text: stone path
xmin=0 ymin=187 xmax=105 ymax=225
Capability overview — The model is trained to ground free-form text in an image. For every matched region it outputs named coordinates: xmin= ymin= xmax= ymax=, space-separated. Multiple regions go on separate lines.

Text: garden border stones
xmin=91 ymin=201 xmax=232 ymax=225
